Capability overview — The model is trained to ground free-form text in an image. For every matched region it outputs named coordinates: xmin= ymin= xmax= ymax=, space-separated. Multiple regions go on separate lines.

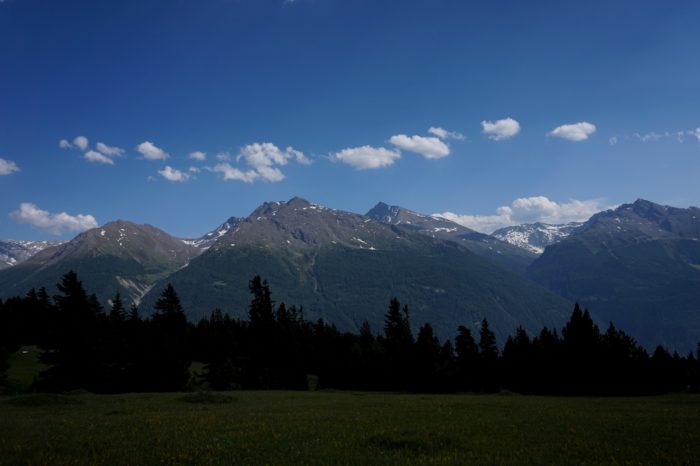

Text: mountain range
xmin=0 ymin=197 xmax=698 ymax=351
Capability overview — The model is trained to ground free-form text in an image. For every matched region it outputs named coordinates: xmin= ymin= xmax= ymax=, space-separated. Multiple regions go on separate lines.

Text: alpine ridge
xmin=527 ymin=199 xmax=700 ymax=351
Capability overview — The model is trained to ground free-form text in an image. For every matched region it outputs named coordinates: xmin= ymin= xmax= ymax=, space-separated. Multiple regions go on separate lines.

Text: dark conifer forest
xmin=1 ymin=271 xmax=698 ymax=395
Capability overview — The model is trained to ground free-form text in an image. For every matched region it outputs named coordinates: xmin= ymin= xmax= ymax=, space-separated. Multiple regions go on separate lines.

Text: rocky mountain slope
xmin=366 ymin=202 xmax=536 ymax=273
xmin=182 ymin=217 xmax=243 ymax=250
xmin=0 ymin=240 xmax=66 ymax=270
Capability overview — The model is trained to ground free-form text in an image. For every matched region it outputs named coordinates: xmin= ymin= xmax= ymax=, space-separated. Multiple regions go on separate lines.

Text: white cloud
xmin=208 ymin=142 xmax=308 ymax=183
xmin=237 ymin=142 xmax=310 ymax=181
xmin=58 ymin=139 xmax=74 ymax=149
xmin=609 ymin=136 xmax=618 ymax=145
xmin=136 ymin=141 xmax=169 ymax=160
xmin=189 ymin=166 xmax=201 ymax=173
xmin=481 ymin=118 xmax=521 ymax=141
xmin=0 ymin=158 xmax=20 ymax=175
xmin=332 ymin=145 xmax=401 ymax=170
xmin=690 ymin=128 xmax=700 ymax=142
xmin=633 ymin=132 xmax=663 ymax=143
xmin=211 ymin=163 xmax=259 ymax=183
xmin=73 ymin=136 xmax=89 ymax=151
xmin=189 ymin=151 xmax=206 ymax=161
xmin=96 ymin=142 xmax=125 ymax=157
xmin=158 ymin=165 xmax=189 ymax=182
xmin=435 ymin=196 xmax=610 ymax=233
xmin=388 ymin=134 xmax=450 ymax=159
xmin=428 ymin=127 xmax=465 ymax=140
xmin=10 ymin=202 xmax=98 ymax=235
xmin=83 ymin=150 xmax=114 ymax=165
xmin=548 ymin=122 xmax=596 ymax=141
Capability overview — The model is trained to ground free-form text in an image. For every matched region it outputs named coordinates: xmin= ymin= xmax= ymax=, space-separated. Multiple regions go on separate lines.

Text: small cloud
xmin=332 ymin=145 xmax=401 ymax=170
xmin=609 ymin=136 xmax=618 ymax=145
xmin=690 ymin=128 xmax=700 ymax=142
xmin=216 ymin=152 xmax=231 ymax=161
xmin=10 ymin=202 xmax=98 ymax=235
xmin=436 ymin=196 xmax=610 ymax=233
xmin=388 ymin=134 xmax=450 ymax=159
xmin=428 ymin=127 xmax=465 ymax=140
xmin=481 ymin=118 xmax=521 ymax=141
xmin=83 ymin=150 xmax=114 ymax=165
xmin=189 ymin=151 xmax=206 ymax=161
xmin=236 ymin=142 xmax=310 ymax=181
xmin=73 ymin=136 xmax=89 ymax=151
xmin=58 ymin=139 xmax=74 ymax=149
xmin=188 ymin=166 xmax=201 ymax=173
xmin=633 ymin=132 xmax=663 ymax=143
xmin=96 ymin=142 xmax=125 ymax=157
xmin=210 ymin=163 xmax=259 ymax=183
xmin=548 ymin=122 xmax=596 ymax=141
xmin=137 ymin=141 xmax=169 ymax=160
xmin=0 ymin=158 xmax=20 ymax=175
xmin=158 ymin=165 xmax=190 ymax=182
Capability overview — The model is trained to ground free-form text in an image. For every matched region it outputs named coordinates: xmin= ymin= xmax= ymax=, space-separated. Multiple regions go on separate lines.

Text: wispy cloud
xmin=428 ymin=127 xmax=465 ymax=140
xmin=10 ymin=202 xmax=98 ymax=235
xmin=481 ymin=118 xmax=521 ymax=141
xmin=59 ymin=136 xmax=122 ymax=164
xmin=0 ymin=158 xmax=20 ymax=175
xmin=435 ymin=196 xmax=610 ymax=233
xmin=388 ymin=134 xmax=450 ymax=159
xmin=84 ymin=150 xmax=114 ymax=165
xmin=137 ymin=141 xmax=169 ymax=161
xmin=96 ymin=142 xmax=125 ymax=157
xmin=332 ymin=145 xmax=401 ymax=170
xmin=548 ymin=122 xmax=596 ymax=141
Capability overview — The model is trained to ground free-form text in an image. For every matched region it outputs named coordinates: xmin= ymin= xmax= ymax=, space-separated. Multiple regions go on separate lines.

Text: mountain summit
xmin=0 ymin=220 xmax=198 ymax=305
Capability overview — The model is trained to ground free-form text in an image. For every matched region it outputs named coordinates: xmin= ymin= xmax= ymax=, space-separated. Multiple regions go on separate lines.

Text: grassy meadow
xmin=1 ymin=347 xmax=699 ymax=465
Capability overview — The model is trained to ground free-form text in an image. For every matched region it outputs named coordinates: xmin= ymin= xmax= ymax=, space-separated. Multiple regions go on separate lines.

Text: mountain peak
xmin=366 ymin=202 xmax=398 ymax=223
xmin=286 ymin=196 xmax=312 ymax=208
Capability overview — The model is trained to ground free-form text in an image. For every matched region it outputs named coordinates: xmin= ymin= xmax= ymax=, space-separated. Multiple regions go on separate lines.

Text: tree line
xmin=1 ymin=271 xmax=699 ymax=395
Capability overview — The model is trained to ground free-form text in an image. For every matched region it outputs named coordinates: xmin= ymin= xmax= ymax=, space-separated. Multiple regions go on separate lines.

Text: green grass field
xmin=1 ymin=347 xmax=699 ymax=465
xmin=0 ymin=390 xmax=699 ymax=465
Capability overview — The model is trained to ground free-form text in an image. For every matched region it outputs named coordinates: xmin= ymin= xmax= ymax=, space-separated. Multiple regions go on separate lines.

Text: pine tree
xmin=414 ymin=323 xmax=441 ymax=391
xmin=478 ymin=319 xmax=498 ymax=361
xmin=109 ymin=291 xmax=128 ymax=324
xmin=381 ymin=298 xmax=413 ymax=390
xmin=146 ymin=284 xmax=190 ymax=391
xmin=248 ymin=276 xmax=275 ymax=329
xmin=478 ymin=319 xmax=498 ymax=392
xmin=36 ymin=271 xmax=106 ymax=391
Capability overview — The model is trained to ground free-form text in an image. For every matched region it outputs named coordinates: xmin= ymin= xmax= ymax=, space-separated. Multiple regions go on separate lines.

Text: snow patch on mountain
xmin=0 ymin=239 xmax=66 ymax=269
xmin=492 ymin=222 xmax=582 ymax=254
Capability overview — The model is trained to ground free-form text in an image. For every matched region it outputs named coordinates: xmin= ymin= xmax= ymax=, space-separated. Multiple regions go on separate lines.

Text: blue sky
xmin=1 ymin=0 xmax=699 ymax=239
